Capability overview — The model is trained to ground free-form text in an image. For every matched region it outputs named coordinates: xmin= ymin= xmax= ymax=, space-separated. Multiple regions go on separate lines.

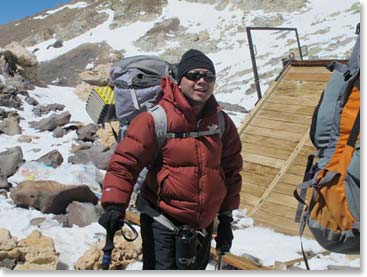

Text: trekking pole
xmin=216 ymin=251 xmax=224 ymax=270
xmin=101 ymin=220 xmax=139 ymax=270
xmin=102 ymin=230 xmax=114 ymax=270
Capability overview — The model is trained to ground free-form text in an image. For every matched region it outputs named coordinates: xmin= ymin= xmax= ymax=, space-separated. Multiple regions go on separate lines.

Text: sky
xmin=0 ymin=0 xmax=71 ymax=25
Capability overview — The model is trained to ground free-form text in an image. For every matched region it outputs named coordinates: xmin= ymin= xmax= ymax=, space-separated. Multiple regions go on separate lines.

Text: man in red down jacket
xmin=99 ymin=49 xmax=243 ymax=270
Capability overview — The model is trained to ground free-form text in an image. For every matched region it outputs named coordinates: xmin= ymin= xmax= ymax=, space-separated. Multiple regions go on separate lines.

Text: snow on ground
xmin=0 ymin=0 xmax=361 ymax=273
xmin=0 ymin=84 xmax=360 ymax=271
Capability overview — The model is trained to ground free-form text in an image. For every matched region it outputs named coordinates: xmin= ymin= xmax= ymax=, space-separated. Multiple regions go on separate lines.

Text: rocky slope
xmin=0 ymin=0 xmax=312 ymax=89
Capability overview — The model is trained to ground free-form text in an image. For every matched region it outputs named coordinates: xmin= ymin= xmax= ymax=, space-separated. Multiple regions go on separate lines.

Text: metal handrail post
xmin=295 ymin=29 xmax=303 ymax=60
xmin=246 ymin=27 xmax=262 ymax=100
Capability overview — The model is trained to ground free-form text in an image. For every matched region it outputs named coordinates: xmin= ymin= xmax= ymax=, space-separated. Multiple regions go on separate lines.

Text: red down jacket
xmin=101 ymin=77 xmax=243 ymax=228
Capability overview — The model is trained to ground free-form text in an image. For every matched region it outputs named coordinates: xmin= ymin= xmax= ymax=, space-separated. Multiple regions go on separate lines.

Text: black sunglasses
xmin=184 ymin=71 xmax=216 ymax=82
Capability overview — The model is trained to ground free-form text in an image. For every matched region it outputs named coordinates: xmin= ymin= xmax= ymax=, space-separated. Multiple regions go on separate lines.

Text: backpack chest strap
xmin=165 ymin=128 xmax=221 ymax=139
xmin=149 ymin=105 xmax=226 ymax=151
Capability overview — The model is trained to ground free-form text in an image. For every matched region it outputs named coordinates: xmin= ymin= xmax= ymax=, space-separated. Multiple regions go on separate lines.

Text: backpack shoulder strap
xmin=148 ymin=105 xmax=167 ymax=151
xmin=218 ymin=111 xmax=225 ymax=138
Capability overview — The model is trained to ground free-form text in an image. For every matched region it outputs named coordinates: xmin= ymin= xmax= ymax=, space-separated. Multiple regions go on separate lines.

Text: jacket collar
xmin=160 ymin=76 xmax=221 ymax=123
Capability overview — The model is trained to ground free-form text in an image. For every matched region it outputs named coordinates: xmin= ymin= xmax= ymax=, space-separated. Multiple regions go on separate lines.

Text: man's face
xmin=180 ymin=68 xmax=215 ymax=106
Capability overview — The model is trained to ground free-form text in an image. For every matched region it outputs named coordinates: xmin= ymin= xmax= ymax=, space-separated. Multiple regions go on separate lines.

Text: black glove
xmin=215 ymin=214 xmax=234 ymax=254
xmin=98 ymin=205 xmax=125 ymax=235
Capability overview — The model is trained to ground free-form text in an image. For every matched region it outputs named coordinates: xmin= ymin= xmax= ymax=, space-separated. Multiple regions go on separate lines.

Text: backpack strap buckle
xmin=355 ymin=23 xmax=360 ymax=35
xmin=343 ymin=70 xmax=352 ymax=81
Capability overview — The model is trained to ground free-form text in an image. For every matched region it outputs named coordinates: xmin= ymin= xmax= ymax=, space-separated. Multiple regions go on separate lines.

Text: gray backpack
xmin=110 ymin=55 xmax=175 ymax=129
xmin=110 ymin=54 xmax=225 ymax=154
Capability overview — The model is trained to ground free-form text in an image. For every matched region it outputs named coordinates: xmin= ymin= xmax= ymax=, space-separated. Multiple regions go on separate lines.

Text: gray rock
xmin=35 ymin=150 xmax=64 ymax=168
xmin=0 ymin=113 xmax=22 ymax=135
xmin=52 ymin=126 xmax=67 ymax=138
xmin=0 ymin=108 xmax=6 ymax=119
xmin=29 ymin=111 xmax=71 ymax=131
xmin=32 ymin=103 xmax=65 ymax=117
xmin=52 ymin=214 xmax=68 ymax=227
xmin=0 ymin=176 xmax=10 ymax=190
xmin=77 ymin=123 xmax=99 ymax=142
xmin=3 ymin=74 xmax=34 ymax=91
xmin=10 ymin=180 xmax=98 ymax=214
xmin=30 ymin=217 xmax=46 ymax=227
xmin=4 ymin=42 xmax=44 ymax=86
xmin=0 ymin=258 xmax=16 ymax=269
xmin=15 ymin=89 xmax=29 ymax=96
xmin=0 ymin=93 xmax=22 ymax=110
xmin=68 ymin=144 xmax=114 ymax=170
xmin=0 ymin=50 xmax=18 ymax=78
xmin=1 ymin=85 xmax=17 ymax=94
xmin=53 ymin=40 xmax=63 ymax=48
xmin=0 ymin=146 xmax=23 ymax=177
xmin=17 ymin=135 xmax=35 ymax=143
xmin=66 ymin=201 xmax=103 ymax=227
xmin=71 ymin=142 xmax=92 ymax=153
xmin=25 ymin=96 xmax=39 ymax=106
xmin=47 ymin=40 xmax=63 ymax=49
xmin=56 ymin=261 xmax=69 ymax=270
xmin=4 ymin=41 xmax=37 ymax=67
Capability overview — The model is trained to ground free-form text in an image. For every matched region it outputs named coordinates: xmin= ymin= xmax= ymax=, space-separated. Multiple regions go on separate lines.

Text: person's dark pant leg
xmin=140 ymin=213 xmax=155 ymax=269
xmin=140 ymin=213 xmax=176 ymax=270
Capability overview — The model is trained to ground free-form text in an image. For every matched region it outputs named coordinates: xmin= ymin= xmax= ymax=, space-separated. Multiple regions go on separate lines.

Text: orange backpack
xmin=294 ymin=24 xmax=360 ymax=266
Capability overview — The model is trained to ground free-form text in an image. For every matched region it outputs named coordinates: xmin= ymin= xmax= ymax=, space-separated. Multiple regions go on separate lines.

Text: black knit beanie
xmin=177 ymin=49 xmax=215 ymax=84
